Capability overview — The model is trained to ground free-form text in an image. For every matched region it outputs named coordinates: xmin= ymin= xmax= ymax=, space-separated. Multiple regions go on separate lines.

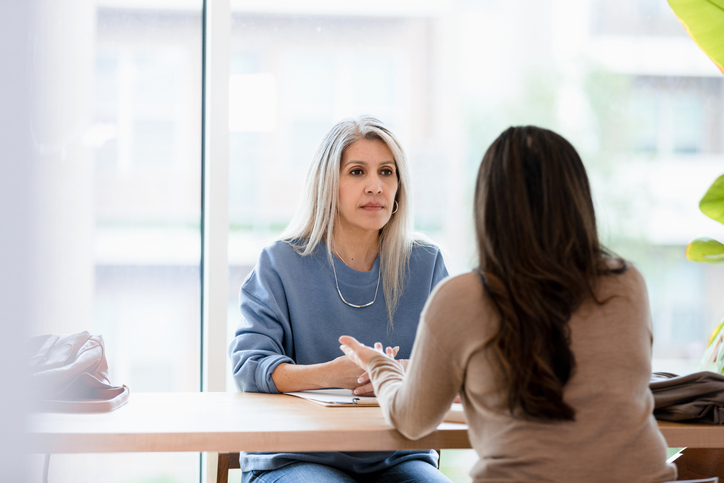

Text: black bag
xmin=650 ymin=371 xmax=724 ymax=424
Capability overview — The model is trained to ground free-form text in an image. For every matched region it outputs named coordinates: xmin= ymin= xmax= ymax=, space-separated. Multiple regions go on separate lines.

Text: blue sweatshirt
xmin=229 ymin=239 xmax=448 ymax=473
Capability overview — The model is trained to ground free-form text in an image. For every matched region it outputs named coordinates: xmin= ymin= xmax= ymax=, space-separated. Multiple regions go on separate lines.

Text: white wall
xmin=0 ymin=3 xmax=37 ymax=482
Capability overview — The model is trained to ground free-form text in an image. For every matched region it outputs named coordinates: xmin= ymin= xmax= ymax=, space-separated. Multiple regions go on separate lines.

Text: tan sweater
xmin=368 ymin=266 xmax=677 ymax=482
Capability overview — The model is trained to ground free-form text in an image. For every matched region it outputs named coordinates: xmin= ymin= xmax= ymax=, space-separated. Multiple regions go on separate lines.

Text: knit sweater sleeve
xmin=430 ymin=246 xmax=449 ymax=289
xmin=228 ymin=248 xmax=294 ymax=394
xmin=368 ymin=275 xmax=468 ymax=440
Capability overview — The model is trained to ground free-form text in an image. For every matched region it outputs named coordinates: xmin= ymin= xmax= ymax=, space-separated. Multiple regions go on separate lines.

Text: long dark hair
xmin=475 ymin=126 xmax=626 ymax=421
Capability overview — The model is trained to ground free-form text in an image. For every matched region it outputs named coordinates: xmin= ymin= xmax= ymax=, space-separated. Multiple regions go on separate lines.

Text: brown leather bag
xmin=28 ymin=331 xmax=129 ymax=412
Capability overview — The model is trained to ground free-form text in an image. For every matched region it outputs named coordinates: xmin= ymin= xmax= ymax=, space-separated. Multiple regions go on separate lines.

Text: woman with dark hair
xmin=340 ymin=126 xmax=677 ymax=481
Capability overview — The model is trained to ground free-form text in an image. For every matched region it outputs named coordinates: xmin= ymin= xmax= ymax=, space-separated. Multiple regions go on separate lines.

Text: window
xmin=223 ymin=3 xmax=724 ymax=477
xmin=590 ymin=0 xmax=685 ymax=37
xmin=29 ymin=3 xmax=203 ymax=482
xmin=224 ymin=1 xmax=724 ymax=392
xmin=627 ymin=76 xmax=723 ymax=155
xmin=19 ymin=1 xmax=724 ymax=481
xmin=226 ymin=13 xmax=432 ymax=361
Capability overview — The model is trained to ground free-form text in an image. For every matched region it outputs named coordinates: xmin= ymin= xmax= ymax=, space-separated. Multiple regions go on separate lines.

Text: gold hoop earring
xmin=392 ymin=200 xmax=399 ymax=214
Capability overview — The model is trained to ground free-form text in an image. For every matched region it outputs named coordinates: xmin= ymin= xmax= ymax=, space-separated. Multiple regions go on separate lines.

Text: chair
xmin=217 ymin=452 xmax=240 ymax=483
xmin=215 ymin=450 xmax=443 ymax=483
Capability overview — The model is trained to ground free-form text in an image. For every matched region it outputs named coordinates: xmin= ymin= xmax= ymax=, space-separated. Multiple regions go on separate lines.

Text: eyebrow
xmin=342 ymin=160 xmax=396 ymax=167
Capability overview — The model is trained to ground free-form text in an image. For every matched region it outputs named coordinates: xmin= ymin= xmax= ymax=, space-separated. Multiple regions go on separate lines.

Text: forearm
xmin=270 ymin=361 xmax=333 ymax=393
xmin=370 ymin=330 xmax=462 ymax=440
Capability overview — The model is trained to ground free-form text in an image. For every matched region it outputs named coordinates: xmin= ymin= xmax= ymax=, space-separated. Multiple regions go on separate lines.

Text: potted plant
xmin=668 ymin=0 xmax=724 ymax=373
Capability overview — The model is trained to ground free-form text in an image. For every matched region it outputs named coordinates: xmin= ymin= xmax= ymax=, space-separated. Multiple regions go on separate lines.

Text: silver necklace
xmin=331 ymin=249 xmax=380 ymax=308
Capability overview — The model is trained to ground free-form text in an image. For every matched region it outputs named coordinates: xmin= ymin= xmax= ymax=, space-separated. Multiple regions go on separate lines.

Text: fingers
xmin=339 ymin=335 xmax=363 ymax=350
xmin=353 ymin=382 xmax=375 ymax=396
xmin=340 ymin=337 xmax=398 ymax=357
xmin=340 ymin=336 xmax=403 ymax=372
xmin=341 ymin=348 xmax=362 ymax=368
xmin=385 ymin=346 xmax=399 ymax=358
xmin=358 ymin=372 xmax=370 ymax=384
xmin=339 ymin=336 xmax=363 ymax=361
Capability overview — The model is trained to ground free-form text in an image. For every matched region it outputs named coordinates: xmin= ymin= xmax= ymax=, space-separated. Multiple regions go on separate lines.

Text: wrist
xmin=272 ymin=361 xmax=329 ymax=392
xmin=367 ymin=354 xmax=389 ymax=370
xmin=316 ymin=360 xmax=332 ymax=388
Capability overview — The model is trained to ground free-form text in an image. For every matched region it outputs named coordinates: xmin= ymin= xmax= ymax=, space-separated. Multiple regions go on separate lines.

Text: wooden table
xmin=657 ymin=421 xmax=724 ymax=449
xmin=27 ymin=392 xmax=470 ymax=454
xmin=656 ymin=421 xmax=724 ymax=479
xmin=27 ymin=392 xmax=724 ymax=479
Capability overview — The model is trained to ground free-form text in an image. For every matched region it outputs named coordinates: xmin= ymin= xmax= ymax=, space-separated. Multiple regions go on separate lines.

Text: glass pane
xmin=30 ymin=2 xmax=203 ymax=481
xmin=225 ymin=9 xmax=429 ymax=388
xmin=225 ymin=1 xmax=724 ymax=479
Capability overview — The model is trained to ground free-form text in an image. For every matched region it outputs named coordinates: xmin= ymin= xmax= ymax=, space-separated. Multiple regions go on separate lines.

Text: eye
xmin=349 ymin=168 xmax=363 ymax=176
xmin=381 ymin=168 xmax=396 ymax=177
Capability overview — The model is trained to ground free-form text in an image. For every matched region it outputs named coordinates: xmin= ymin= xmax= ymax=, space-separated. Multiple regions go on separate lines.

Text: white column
xmin=203 ymin=0 xmax=231 ymax=394
xmin=0 ymin=3 xmax=40 ymax=482
xmin=203 ymin=0 xmax=230 ymax=480
xmin=31 ymin=0 xmax=97 ymax=335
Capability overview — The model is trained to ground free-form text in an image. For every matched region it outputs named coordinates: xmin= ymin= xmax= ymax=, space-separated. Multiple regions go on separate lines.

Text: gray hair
xmin=282 ymin=115 xmax=414 ymax=326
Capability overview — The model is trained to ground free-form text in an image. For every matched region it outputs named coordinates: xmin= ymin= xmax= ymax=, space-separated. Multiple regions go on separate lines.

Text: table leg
xmin=216 ymin=453 xmax=230 ymax=483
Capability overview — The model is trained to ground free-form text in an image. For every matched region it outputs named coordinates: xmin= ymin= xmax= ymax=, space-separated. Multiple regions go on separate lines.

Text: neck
xmin=331 ymin=226 xmax=380 ymax=272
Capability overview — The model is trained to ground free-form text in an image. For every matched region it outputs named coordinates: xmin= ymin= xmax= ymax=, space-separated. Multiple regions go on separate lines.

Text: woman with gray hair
xmin=229 ymin=116 xmax=451 ymax=482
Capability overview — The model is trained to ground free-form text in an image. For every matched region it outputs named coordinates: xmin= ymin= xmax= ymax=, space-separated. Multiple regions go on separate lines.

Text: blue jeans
xmin=242 ymin=459 xmax=452 ymax=483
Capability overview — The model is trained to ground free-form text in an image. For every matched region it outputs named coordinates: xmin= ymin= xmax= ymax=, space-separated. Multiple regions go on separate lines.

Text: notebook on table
xmin=286 ymin=389 xmax=468 ymax=425
xmin=285 ymin=388 xmax=378 ymax=407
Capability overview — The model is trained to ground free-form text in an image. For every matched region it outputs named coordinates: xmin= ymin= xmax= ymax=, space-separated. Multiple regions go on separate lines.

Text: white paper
xmin=285 ymin=388 xmax=378 ymax=406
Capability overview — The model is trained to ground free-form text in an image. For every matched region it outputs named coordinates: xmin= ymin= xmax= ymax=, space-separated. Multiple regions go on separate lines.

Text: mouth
xmin=360 ymin=203 xmax=384 ymax=211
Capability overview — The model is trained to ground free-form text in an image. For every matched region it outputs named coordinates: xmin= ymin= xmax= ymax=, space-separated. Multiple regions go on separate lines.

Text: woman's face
xmin=337 ymin=138 xmax=399 ymax=236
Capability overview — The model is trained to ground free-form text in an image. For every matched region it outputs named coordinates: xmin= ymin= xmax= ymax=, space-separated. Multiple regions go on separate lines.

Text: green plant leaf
xmin=699 ymin=319 xmax=724 ymax=373
xmin=699 ymin=173 xmax=724 ymax=225
xmin=686 ymin=237 xmax=724 ymax=263
xmin=668 ymin=0 xmax=724 ymax=75
xmin=708 ymin=318 xmax=724 ymax=347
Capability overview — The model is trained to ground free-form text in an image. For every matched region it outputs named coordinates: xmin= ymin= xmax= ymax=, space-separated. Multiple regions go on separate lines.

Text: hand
xmin=339 ymin=336 xmax=401 ymax=395
xmin=354 ymin=351 xmax=409 ymax=396
xmin=322 ymin=354 xmax=366 ymax=390
xmin=354 ymin=364 xmax=408 ymax=396
xmin=354 ymin=352 xmax=410 ymax=396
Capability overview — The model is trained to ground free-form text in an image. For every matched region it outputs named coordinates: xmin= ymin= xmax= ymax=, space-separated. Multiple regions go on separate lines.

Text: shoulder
xmin=408 ymin=241 xmax=447 ymax=280
xmin=258 ymin=240 xmax=309 ymax=266
xmin=411 ymin=240 xmax=441 ymax=255
xmin=590 ymin=260 xmax=651 ymax=321
xmin=601 ymin=259 xmax=647 ymax=296
xmin=423 ymin=272 xmax=485 ymax=321
xmin=420 ymin=271 xmax=492 ymax=338
xmin=429 ymin=271 xmax=484 ymax=305
xmin=242 ymin=241 xmax=324 ymax=299
xmin=245 ymin=240 xmax=312 ymax=286
xmin=621 ymin=261 xmax=644 ymax=283
xmin=409 ymin=241 xmax=444 ymax=266
xmin=621 ymin=261 xmax=644 ymax=286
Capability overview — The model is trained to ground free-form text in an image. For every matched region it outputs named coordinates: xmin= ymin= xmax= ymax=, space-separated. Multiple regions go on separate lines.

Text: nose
xmin=365 ymin=174 xmax=382 ymax=194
